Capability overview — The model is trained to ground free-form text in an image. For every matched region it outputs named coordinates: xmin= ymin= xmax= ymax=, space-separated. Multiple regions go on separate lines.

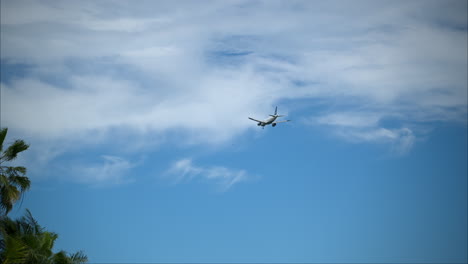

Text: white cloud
xmin=316 ymin=112 xmax=382 ymax=128
xmin=165 ymin=158 xmax=249 ymax=191
xmin=337 ymin=127 xmax=415 ymax=154
xmin=312 ymin=111 xmax=416 ymax=154
xmin=1 ymin=78 xmax=148 ymax=138
xmin=1 ymin=0 xmax=466 ymax=159
xmin=74 ymin=155 xmax=136 ymax=185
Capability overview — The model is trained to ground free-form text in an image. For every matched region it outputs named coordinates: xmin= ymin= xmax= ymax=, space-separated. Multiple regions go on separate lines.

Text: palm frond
xmin=1 ymin=186 xmax=20 ymax=215
xmin=0 ymin=215 xmax=18 ymax=237
xmin=3 ymin=166 xmax=27 ymax=177
xmin=0 ymin=129 xmax=30 ymax=216
xmin=0 ymin=128 xmax=7 ymax=153
xmin=38 ymin=231 xmax=58 ymax=256
xmin=70 ymin=250 xmax=88 ymax=263
xmin=2 ymin=234 xmax=28 ymax=264
xmin=53 ymin=250 xmax=72 ymax=264
xmin=0 ymin=170 xmax=30 ymax=215
xmin=1 ymin=210 xmax=88 ymax=264
xmin=22 ymin=209 xmax=41 ymax=234
xmin=14 ymin=166 xmax=27 ymax=175
xmin=1 ymin=140 xmax=29 ymax=162
xmin=8 ymin=176 xmax=31 ymax=192
xmin=0 ymin=174 xmax=8 ymax=186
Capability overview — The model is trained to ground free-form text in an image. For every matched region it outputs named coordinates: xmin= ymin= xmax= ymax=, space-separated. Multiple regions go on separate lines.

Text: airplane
xmin=248 ymin=106 xmax=291 ymax=129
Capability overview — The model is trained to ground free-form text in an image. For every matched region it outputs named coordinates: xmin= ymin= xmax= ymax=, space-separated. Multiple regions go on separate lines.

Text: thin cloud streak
xmin=311 ymin=111 xmax=416 ymax=154
xmin=69 ymin=155 xmax=137 ymax=185
xmin=165 ymin=158 xmax=250 ymax=191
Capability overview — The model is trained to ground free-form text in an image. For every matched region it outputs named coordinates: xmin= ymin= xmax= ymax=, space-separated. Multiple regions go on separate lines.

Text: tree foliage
xmin=0 ymin=128 xmax=31 ymax=215
xmin=0 ymin=128 xmax=88 ymax=263
xmin=0 ymin=209 xmax=88 ymax=264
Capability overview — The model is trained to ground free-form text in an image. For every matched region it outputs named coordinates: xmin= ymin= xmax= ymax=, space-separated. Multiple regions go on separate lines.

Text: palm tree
xmin=0 ymin=128 xmax=31 ymax=215
xmin=0 ymin=209 xmax=88 ymax=264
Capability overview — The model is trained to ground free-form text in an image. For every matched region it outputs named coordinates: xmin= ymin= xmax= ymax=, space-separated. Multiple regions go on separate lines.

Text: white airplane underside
xmin=248 ymin=106 xmax=291 ymax=128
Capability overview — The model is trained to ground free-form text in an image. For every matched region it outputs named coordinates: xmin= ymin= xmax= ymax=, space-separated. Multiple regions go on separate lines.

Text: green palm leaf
xmin=2 ymin=235 xmax=28 ymax=264
xmin=1 ymin=140 xmax=29 ymax=162
xmin=0 ymin=129 xmax=88 ymax=262
xmin=0 ymin=128 xmax=7 ymax=153
xmin=70 ymin=250 xmax=88 ymax=263
xmin=0 ymin=128 xmax=31 ymax=216
xmin=1 ymin=210 xmax=88 ymax=263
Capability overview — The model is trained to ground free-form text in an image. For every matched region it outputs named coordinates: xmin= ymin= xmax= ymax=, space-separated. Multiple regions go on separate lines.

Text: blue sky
xmin=1 ymin=0 xmax=467 ymax=263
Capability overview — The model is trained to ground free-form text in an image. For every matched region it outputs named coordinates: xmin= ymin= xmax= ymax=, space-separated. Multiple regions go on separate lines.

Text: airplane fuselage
xmin=258 ymin=116 xmax=278 ymax=126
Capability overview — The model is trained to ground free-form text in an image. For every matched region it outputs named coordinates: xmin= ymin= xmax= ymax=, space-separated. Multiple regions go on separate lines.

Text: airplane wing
xmin=248 ymin=117 xmax=263 ymax=123
xmin=274 ymin=120 xmax=291 ymax=123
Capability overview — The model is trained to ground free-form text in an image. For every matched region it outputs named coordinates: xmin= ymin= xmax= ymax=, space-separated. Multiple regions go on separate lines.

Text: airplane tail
xmin=270 ymin=106 xmax=284 ymax=117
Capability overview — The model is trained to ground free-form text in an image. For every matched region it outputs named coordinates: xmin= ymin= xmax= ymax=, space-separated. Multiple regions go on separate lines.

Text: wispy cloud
xmin=339 ymin=127 xmax=415 ymax=155
xmin=74 ymin=155 xmax=136 ymax=185
xmin=311 ymin=111 xmax=416 ymax=154
xmin=316 ymin=112 xmax=382 ymax=128
xmin=1 ymin=0 xmax=466 ymax=169
xmin=165 ymin=158 xmax=250 ymax=191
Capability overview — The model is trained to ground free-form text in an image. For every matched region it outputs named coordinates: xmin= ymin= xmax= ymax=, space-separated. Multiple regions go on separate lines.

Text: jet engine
xmin=258 ymin=123 xmax=262 ymax=126
xmin=272 ymin=123 xmax=277 ymax=127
